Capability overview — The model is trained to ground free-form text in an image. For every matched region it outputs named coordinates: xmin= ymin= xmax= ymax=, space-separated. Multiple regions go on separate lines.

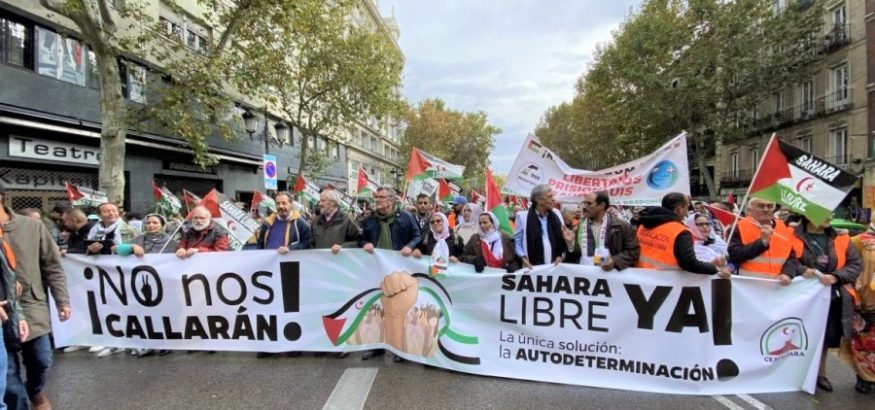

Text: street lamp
xmin=241 ymin=107 xmax=287 ymax=155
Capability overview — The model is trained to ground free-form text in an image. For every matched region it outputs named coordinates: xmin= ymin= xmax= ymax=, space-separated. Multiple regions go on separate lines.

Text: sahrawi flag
xmin=250 ymin=190 xmax=276 ymax=218
xmin=437 ymin=178 xmax=454 ymax=205
xmin=151 ymin=181 xmax=183 ymax=214
xmin=357 ymin=167 xmax=379 ymax=196
xmin=749 ymin=134 xmax=858 ymax=225
xmin=486 ymin=167 xmax=514 ymax=236
xmin=65 ymin=182 xmax=108 ymax=207
xmin=405 ymin=148 xmax=465 ymax=181
xmin=293 ymin=174 xmax=321 ymax=204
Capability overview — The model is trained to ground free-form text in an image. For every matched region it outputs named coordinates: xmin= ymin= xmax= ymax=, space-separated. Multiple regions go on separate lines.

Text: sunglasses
xmin=430 ymin=220 xmax=443 ymax=225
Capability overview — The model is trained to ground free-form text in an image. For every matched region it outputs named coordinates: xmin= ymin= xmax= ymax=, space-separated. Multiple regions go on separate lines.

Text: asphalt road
xmin=41 ymin=349 xmax=874 ymax=409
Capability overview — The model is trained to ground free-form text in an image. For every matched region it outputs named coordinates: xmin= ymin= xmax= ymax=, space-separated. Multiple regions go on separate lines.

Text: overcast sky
xmin=379 ymin=0 xmax=642 ymax=174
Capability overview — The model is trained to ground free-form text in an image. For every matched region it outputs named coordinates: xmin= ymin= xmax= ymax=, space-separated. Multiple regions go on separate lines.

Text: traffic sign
xmin=263 ymin=154 xmax=278 ymax=190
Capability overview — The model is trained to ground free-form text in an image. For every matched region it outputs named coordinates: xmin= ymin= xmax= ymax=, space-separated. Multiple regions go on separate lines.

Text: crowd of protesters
xmin=0 ymin=179 xmax=873 ymax=409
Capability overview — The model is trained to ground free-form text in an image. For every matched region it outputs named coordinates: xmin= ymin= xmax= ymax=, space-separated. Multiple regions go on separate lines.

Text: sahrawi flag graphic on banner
xmin=405 ymin=148 xmax=465 ymax=181
xmin=65 ymin=182 xmax=108 ymax=207
xmin=749 ymin=134 xmax=857 ymax=225
xmin=357 ymin=167 xmax=380 ymax=196
xmin=151 ymin=181 xmax=183 ymax=214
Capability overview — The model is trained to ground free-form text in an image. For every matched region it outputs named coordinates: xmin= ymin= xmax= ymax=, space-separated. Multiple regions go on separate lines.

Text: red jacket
xmin=177 ymin=222 xmax=230 ymax=252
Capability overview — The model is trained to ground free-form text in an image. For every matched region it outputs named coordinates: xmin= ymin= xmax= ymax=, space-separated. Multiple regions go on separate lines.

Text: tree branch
xmin=96 ymin=0 xmax=116 ymax=30
xmin=38 ymin=0 xmax=66 ymax=16
xmin=212 ymin=0 xmax=251 ymax=55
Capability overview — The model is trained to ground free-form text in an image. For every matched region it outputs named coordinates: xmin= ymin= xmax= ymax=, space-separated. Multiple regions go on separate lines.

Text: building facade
xmin=0 ymin=0 xmax=400 ymax=213
xmin=716 ymin=0 xmax=869 ymax=217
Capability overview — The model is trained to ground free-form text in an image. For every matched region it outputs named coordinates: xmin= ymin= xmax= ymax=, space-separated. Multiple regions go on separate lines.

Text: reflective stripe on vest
xmin=737 ymin=217 xmax=792 ymax=277
xmin=636 ymin=221 xmax=688 ymax=270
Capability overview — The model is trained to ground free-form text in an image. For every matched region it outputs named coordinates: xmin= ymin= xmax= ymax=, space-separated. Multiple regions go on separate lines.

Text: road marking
xmin=323 ymin=368 xmax=379 ymax=410
xmin=711 ymin=395 xmax=746 ymax=410
xmin=735 ymin=394 xmax=772 ymax=410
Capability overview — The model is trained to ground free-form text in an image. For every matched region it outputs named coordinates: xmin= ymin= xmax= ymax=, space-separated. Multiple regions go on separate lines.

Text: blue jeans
xmin=4 ymin=334 xmax=52 ymax=410
xmin=0 ymin=329 xmax=7 ymax=410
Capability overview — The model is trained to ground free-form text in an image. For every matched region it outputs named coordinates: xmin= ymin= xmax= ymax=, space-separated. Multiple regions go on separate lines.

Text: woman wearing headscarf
xmin=781 ymin=215 xmax=861 ymax=392
xmin=113 ymin=214 xmax=178 ymax=256
xmin=112 ymin=214 xmax=177 ymax=358
xmin=461 ymin=212 xmax=520 ymax=273
xmin=454 ymin=203 xmax=482 ymax=245
xmin=842 ymin=224 xmax=875 ymax=393
xmin=685 ymin=212 xmax=728 ymax=264
xmin=413 ymin=213 xmax=464 ymax=270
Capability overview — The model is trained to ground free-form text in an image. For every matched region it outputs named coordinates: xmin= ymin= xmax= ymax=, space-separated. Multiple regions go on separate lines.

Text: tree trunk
xmin=297 ymin=129 xmax=310 ymax=176
xmin=95 ymin=46 xmax=127 ymax=205
xmin=695 ymin=150 xmax=718 ymax=198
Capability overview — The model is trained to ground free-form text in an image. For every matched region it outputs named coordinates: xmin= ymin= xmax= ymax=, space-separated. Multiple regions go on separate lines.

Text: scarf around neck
xmin=376 ymin=204 xmax=397 ymax=250
xmin=479 ymin=211 xmax=503 ymax=259
xmin=429 ymin=212 xmax=450 ymax=268
xmin=88 ymin=219 xmax=122 ymax=244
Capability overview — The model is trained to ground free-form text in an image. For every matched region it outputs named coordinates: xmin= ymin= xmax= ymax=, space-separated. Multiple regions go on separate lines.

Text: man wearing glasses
xmin=359 ymin=186 xmax=421 ymax=361
xmin=563 ymin=191 xmax=639 ymax=270
xmin=728 ymin=198 xmax=794 ymax=278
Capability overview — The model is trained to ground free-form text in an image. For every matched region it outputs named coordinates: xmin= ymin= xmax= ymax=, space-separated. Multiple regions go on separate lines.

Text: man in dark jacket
xmin=0 ymin=183 xmax=69 ymax=410
xmin=61 ymin=209 xmax=92 ymax=255
xmin=360 ymin=187 xmax=420 ymax=255
xmin=636 ymin=193 xmax=731 ymax=277
xmin=513 ymin=184 xmax=566 ymax=268
xmin=359 ymin=186 xmax=420 ymax=361
xmin=256 ymin=192 xmax=310 ymax=253
xmin=312 ymin=189 xmax=361 ymax=252
xmin=564 ymin=191 xmax=639 ymax=270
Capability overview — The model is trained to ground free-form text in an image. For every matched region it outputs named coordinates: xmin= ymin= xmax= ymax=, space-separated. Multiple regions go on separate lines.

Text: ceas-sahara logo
xmin=760 ymin=317 xmax=808 ymax=363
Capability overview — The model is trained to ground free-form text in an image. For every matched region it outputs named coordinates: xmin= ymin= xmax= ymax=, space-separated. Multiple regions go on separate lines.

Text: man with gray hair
xmin=176 ymin=206 xmax=230 ymax=257
xmin=513 ymin=184 xmax=566 ymax=268
xmin=311 ymin=189 xmax=360 ymax=252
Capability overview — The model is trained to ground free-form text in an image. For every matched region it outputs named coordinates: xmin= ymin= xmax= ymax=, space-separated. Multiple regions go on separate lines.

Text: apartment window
xmin=751 ymin=149 xmax=760 ymax=170
xmin=833 ymin=64 xmax=849 ymax=104
xmin=0 ymin=15 xmax=30 ymax=67
xmin=800 ymin=80 xmax=813 ymax=115
xmin=86 ymin=49 xmax=99 ymax=89
xmin=832 ymin=5 xmax=847 ymax=28
xmin=772 ymin=92 xmax=783 ymax=115
xmin=731 ymin=153 xmax=739 ymax=178
xmin=830 ymin=128 xmax=848 ymax=164
xmin=798 ymin=136 xmax=812 ymax=153
xmin=119 ymin=60 xmax=147 ymax=103
xmin=160 ymin=14 xmax=209 ymax=54
xmin=36 ymin=26 xmax=86 ymax=86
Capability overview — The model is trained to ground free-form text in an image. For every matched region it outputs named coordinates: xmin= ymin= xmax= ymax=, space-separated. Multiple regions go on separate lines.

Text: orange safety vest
xmin=737 ymin=217 xmax=793 ymax=278
xmin=0 ymin=225 xmax=16 ymax=270
xmin=447 ymin=213 xmax=457 ymax=230
xmin=790 ymin=231 xmax=850 ymax=272
xmin=636 ymin=221 xmax=688 ymax=270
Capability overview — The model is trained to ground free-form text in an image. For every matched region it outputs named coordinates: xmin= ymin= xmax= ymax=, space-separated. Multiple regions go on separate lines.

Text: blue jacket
xmin=256 ymin=214 xmax=311 ymax=250
xmin=360 ymin=209 xmax=421 ymax=251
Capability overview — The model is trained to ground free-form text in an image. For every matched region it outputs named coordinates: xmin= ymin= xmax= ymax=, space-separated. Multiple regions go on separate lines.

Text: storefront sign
xmin=0 ymin=167 xmax=95 ymax=191
xmin=8 ymin=136 xmax=99 ymax=165
xmin=163 ymin=161 xmax=218 ymax=175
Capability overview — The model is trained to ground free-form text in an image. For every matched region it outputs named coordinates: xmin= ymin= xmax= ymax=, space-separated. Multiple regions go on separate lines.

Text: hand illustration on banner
xmin=381 ymin=272 xmax=419 ymax=351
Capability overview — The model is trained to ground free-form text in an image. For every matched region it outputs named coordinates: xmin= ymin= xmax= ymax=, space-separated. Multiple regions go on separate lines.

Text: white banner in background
xmin=55 ymin=250 xmax=828 ymax=395
xmin=503 ymin=133 xmax=690 ymax=205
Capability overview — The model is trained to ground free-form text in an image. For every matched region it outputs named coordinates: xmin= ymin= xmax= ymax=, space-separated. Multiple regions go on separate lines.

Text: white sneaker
xmin=88 ymin=346 xmax=105 ymax=353
xmin=97 ymin=347 xmax=125 ymax=358
xmin=62 ymin=345 xmax=87 ymax=353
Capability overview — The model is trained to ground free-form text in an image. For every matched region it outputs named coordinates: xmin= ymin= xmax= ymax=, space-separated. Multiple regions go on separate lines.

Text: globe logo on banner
xmin=516 ymin=163 xmax=543 ymax=190
xmin=263 ymin=154 xmax=278 ymax=190
xmin=646 ymin=160 xmax=679 ymax=190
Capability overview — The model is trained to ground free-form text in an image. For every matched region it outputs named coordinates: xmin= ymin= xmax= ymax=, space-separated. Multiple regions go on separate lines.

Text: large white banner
xmin=503 ymin=133 xmax=690 ymax=205
xmin=55 ymin=250 xmax=828 ymax=395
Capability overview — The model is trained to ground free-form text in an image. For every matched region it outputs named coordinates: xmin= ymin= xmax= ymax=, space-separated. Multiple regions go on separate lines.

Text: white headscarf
xmin=685 ymin=213 xmax=727 ymax=262
xmin=429 ymin=212 xmax=451 ymax=265
xmin=479 ymin=212 xmax=503 ymax=259
xmin=456 ymin=203 xmax=482 ymax=244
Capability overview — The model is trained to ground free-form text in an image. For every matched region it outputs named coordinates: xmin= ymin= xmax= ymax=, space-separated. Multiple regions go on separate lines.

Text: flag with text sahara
xmin=749 ymin=135 xmax=857 ymax=225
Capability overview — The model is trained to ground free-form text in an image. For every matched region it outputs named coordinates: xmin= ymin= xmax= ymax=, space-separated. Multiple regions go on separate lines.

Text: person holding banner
xmin=781 ymin=215 xmax=861 ymax=392
xmin=461 ymin=212 xmax=519 ymax=272
xmin=311 ymin=190 xmax=361 ymax=254
xmin=413 ymin=194 xmax=433 ymax=239
xmin=636 ymin=193 xmax=731 ymax=278
xmin=563 ymin=191 xmax=639 ymax=271
xmin=360 ymin=186 xmax=421 ymax=361
xmin=255 ymin=192 xmax=310 ymax=254
xmin=413 ymin=212 xmax=463 ymax=264
xmin=176 ymin=206 xmax=230 ymax=257
xmin=113 ymin=214 xmax=178 ymax=257
xmin=455 ymin=203 xmax=482 ymax=245
xmin=513 ymin=185 xmax=566 ymax=268
xmin=84 ymin=203 xmax=138 ymax=256
xmin=728 ymin=198 xmax=794 ymax=278
xmin=685 ymin=213 xmax=728 ymax=264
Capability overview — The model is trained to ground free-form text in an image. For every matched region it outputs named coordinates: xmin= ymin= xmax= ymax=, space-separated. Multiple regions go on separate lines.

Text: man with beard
xmin=256 ymin=192 xmax=310 ymax=254
xmin=564 ymin=191 xmax=639 ymax=271
xmin=360 ymin=186 xmax=420 ymax=361
xmin=85 ymin=203 xmax=138 ymax=256
xmin=728 ymin=198 xmax=794 ymax=279
xmin=413 ymin=194 xmax=432 ymax=239
xmin=0 ymin=183 xmax=61 ymax=410
xmin=176 ymin=206 xmax=230 ymax=257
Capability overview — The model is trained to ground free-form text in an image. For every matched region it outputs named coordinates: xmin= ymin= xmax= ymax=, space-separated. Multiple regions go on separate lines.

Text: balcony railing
xmin=743 ymin=89 xmax=852 ymax=136
xmin=719 ymin=169 xmax=754 ymax=189
xmin=823 ymin=23 xmax=850 ymax=54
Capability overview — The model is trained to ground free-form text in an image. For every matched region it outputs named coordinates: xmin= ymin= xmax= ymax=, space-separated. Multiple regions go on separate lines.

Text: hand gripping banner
xmin=55 ymin=250 xmax=829 ymax=395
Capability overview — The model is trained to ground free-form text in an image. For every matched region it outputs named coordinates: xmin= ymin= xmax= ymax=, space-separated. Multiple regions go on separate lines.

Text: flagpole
xmin=724 ymin=132 xmax=778 ymax=247
xmin=158 ymin=221 xmax=184 ymax=254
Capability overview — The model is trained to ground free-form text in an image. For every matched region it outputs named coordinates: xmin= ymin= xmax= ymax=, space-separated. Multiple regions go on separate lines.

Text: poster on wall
xmin=36 ymin=27 xmax=87 ymax=86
